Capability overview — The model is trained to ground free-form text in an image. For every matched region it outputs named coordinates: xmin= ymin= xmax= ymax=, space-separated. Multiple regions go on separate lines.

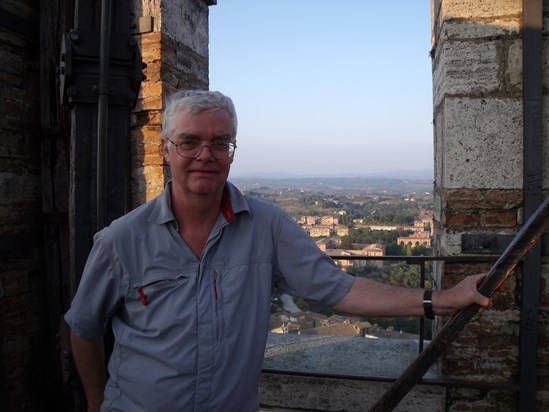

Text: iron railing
xmin=263 ymin=254 xmax=520 ymax=393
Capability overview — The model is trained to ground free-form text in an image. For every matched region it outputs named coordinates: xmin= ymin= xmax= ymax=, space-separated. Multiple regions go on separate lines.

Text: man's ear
xmin=162 ymin=139 xmax=170 ymax=163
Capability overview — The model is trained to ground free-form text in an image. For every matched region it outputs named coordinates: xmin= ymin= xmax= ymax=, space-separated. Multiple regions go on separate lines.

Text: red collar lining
xmin=221 ymin=188 xmax=235 ymax=224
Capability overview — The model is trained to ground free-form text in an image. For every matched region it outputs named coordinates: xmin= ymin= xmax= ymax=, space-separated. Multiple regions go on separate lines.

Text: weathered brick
xmin=446 ymin=189 xmax=484 ymax=201
xmin=445 ymin=210 xmax=481 ymax=226
xmin=480 ymin=209 xmax=517 ymax=228
xmin=483 ymin=189 xmax=522 ymax=205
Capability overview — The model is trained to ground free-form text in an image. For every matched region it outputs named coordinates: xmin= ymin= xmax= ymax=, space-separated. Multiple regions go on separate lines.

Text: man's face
xmin=163 ymin=109 xmax=235 ymax=198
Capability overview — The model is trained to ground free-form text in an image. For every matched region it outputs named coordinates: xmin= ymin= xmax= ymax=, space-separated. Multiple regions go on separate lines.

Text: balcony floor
xmin=264 ymin=333 xmax=437 ymax=379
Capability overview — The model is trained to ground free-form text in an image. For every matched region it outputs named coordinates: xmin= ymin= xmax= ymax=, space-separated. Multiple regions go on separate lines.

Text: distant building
xmin=369 ymin=225 xmax=398 ymax=231
xmin=335 ymin=225 xmax=349 ymax=236
xmin=299 ymin=322 xmax=362 ymax=337
xmin=315 ymin=238 xmax=334 ymax=251
xmin=308 ymin=225 xmax=331 ymax=237
xmin=324 ymin=243 xmax=386 ymax=269
xmin=270 ymin=310 xmax=418 ymax=340
xmin=397 ymin=230 xmax=431 ymax=247
xmin=320 ymin=215 xmax=339 ymax=225
xmin=360 ymin=243 xmax=385 ymax=257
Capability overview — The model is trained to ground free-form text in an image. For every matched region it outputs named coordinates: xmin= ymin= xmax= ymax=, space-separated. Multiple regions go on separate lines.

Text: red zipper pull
xmin=137 ymin=287 xmax=148 ymax=306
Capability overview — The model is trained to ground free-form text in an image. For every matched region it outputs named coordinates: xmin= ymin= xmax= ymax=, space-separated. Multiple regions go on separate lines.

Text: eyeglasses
xmin=166 ymin=138 xmax=236 ymax=159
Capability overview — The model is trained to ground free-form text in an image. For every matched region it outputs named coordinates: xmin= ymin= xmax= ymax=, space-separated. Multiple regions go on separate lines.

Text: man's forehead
xmin=173 ymin=131 xmax=231 ymax=140
xmin=173 ymin=109 xmax=234 ymax=135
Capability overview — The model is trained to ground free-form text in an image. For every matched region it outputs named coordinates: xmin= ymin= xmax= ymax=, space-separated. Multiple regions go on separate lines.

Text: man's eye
xmin=211 ymin=142 xmax=229 ymax=148
xmin=178 ymin=141 xmax=199 ymax=148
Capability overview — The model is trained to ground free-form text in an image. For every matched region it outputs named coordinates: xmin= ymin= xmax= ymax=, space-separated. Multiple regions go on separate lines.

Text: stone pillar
xmin=130 ymin=0 xmax=212 ymax=206
xmin=432 ymin=0 xmax=548 ymax=409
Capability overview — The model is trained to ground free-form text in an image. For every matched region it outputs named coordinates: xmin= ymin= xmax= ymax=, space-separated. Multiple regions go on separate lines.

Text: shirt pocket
xmin=125 ymin=272 xmax=194 ymax=333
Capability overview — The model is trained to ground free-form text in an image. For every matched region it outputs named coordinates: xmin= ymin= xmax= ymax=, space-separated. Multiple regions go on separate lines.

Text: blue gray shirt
xmin=64 ymin=181 xmax=355 ymax=411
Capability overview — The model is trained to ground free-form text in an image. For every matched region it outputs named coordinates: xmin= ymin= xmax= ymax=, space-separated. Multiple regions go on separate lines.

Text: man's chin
xmin=187 ymin=181 xmax=224 ymax=196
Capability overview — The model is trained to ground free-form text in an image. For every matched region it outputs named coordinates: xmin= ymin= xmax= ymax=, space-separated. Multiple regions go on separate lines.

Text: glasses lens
xmin=175 ymin=141 xmax=235 ymax=158
xmin=224 ymin=143 xmax=235 ymax=158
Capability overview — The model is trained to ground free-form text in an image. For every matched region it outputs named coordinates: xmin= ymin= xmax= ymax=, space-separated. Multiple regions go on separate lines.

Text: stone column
xmin=130 ymin=0 xmax=213 ymax=206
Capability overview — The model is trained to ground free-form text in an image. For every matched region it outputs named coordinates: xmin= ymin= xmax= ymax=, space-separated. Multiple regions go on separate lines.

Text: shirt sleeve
xmin=64 ymin=232 xmax=124 ymax=339
xmin=272 ymin=211 xmax=355 ymax=310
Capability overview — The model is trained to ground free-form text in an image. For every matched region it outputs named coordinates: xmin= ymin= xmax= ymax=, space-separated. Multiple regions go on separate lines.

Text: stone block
xmin=439 ymin=97 xmax=523 ymax=188
xmin=134 ymin=0 xmax=161 ymax=32
xmin=162 ymin=0 xmax=209 ymax=57
xmin=440 ymin=18 xmax=519 ymax=41
xmin=507 ymin=39 xmax=522 ymax=92
xmin=435 ymin=230 xmax=463 ymax=256
xmin=433 ymin=41 xmax=501 ymax=107
xmin=139 ymin=80 xmax=163 ymax=100
xmin=135 ymin=95 xmax=163 ymax=111
xmin=139 ymin=39 xmax=162 ymax=62
xmin=440 ymin=0 xmax=521 ymax=20
xmin=143 ymin=61 xmax=161 ymax=82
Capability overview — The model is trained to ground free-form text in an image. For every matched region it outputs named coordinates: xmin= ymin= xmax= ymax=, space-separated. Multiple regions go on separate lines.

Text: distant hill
xmin=230 ymin=173 xmax=434 ymax=195
xmin=231 ymin=168 xmax=433 ymax=181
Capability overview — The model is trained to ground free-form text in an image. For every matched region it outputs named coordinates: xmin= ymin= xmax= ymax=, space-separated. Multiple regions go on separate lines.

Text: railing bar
xmin=330 ymin=255 xmax=497 ymax=262
xmin=419 ymin=261 xmax=426 ymax=353
xmin=261 ymin=369 xmax=519 ymax=392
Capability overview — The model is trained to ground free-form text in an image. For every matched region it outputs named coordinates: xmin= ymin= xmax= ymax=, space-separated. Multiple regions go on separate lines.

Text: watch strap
xmin=423 ymin=289 xmax=435 ymax=320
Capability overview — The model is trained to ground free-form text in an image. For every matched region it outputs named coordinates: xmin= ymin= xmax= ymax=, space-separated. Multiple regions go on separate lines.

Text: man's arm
xmin=70 ymin=332 xmax=107 ymax=412
xmin=333 ymin=273 xmax=491 ymax=317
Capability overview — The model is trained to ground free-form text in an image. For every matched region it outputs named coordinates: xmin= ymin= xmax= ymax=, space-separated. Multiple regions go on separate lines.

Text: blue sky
xmin=209 ymin=1 xmax=433 ymax=177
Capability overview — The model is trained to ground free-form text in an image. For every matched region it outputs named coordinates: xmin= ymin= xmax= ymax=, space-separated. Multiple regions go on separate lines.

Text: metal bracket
xmin=462 ymin=233 xmax=548 ymax=255
xmin=59 ymin=29 xmax=145 ymax=108
xmin=462 ymin=234 xmax=515 ymax=254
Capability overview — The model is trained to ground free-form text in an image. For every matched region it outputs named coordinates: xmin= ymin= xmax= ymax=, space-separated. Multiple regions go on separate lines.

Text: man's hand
xmin=432 ymin=273 xmax=492 ymax=316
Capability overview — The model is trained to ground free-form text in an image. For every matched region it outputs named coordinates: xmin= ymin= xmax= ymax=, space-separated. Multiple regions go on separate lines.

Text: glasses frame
xmin=166 ymin=138 xmax=237 ymax=159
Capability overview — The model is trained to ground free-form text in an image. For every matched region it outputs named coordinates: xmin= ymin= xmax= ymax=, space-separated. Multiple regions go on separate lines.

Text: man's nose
xmin=194 ymin=144 xmax=215 ymax=159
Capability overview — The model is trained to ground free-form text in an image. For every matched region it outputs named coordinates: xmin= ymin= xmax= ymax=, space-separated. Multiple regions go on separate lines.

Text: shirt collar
xmin=148 ymin=180 xmax=250 ymax=225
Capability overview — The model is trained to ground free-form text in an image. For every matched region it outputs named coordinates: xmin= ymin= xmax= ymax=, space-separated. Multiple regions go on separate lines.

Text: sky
xmin=209 ymin=1 xmax=433 ymax=178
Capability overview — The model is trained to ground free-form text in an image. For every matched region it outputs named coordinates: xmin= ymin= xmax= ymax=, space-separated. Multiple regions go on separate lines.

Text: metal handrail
xmin=264 ymin=254 xmax=505 ymax=391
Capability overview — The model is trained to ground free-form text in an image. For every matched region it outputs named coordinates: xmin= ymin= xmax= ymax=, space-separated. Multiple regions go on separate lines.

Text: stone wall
xmin=432 ymin=0 xmax=548 ymax=409
xmin=0 ymin=1 xmax=58 ymax=410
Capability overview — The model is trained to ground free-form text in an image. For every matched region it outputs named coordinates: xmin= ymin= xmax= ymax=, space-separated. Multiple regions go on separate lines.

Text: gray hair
xmin=161 ymin=90 xmax=238 ymax=140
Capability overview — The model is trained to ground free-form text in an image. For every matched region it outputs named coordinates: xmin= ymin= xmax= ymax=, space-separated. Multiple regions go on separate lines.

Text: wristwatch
xmin=423 ymin=289 xmax=435 ymax=320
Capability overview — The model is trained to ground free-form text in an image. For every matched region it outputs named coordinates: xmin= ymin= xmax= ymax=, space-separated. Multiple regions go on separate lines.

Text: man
xmin=65 ymin=90 xmax=491 ymax=412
